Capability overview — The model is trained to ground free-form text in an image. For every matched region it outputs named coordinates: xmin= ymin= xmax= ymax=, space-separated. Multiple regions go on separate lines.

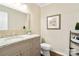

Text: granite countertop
xmin=0 ymin=34 xmax=40 ymax=48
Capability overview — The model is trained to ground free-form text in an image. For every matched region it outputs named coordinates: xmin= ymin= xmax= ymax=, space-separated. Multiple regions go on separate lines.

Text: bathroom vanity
xmin=0 ymin=34 xmax=40 ymax=56
xmin=69 ymin=30 xmax=79 ymax=56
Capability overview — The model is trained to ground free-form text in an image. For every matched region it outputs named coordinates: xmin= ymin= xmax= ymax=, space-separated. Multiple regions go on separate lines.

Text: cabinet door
xmin=30 ymin=37 xmax=40 ymax=56
xmin=0 ymin=45 xmax=19 ymax=56
xmin=17 ymin=39 xmax=32 ymax=56
xmin=19 ymin=48 xmax=30 ymax=56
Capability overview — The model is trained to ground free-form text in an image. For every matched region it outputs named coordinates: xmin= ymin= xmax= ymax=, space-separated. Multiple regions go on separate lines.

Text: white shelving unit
xmin=69 ymin=30 xmax=79 ymax=56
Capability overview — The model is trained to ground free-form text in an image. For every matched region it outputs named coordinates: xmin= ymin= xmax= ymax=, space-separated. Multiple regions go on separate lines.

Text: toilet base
xmin=41 ymin=50 xmax=50 ymax=56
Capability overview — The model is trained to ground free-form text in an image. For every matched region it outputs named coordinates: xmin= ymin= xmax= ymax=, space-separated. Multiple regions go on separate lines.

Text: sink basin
xmin=0 ymin=37 xmax=23 ymax=47
xmin=0 ymin=39 xmax=5 ymax=43
xmin=0 ymin=38 xmax=8 ymax=46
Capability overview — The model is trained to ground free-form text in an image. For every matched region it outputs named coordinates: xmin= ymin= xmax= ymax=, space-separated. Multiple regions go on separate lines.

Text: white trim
xmin=51 ymin=49 xmax=68 ymax=56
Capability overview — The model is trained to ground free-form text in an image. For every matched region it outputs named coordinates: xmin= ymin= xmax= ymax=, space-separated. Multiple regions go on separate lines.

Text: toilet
xmin=40 ymin=43 xmax=51 ymax=56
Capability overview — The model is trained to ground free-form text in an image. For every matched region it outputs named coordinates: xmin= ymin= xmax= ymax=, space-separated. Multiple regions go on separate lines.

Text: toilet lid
xmin=41 ymin=43 xmax=51 ymax=50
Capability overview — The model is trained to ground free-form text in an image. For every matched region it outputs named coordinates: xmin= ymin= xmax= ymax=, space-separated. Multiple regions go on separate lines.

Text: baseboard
xmin=50 ymin=50 xmax=64 ymax=56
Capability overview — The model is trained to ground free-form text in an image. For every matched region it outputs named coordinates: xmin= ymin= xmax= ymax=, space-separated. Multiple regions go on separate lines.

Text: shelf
xmin=71 ymin=38 xmax=79 ymax=44
xmin=69 ymin=30 xmax=79 ymax=56
xmin=71 ymin=30 xmax=79 ymax=34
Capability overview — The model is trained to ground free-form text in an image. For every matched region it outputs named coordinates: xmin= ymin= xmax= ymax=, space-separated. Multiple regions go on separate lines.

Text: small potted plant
xmin=75 ymin=22 xmax=79 ymax=30
xmin=27 ymin=28 xmax=31 ymax=35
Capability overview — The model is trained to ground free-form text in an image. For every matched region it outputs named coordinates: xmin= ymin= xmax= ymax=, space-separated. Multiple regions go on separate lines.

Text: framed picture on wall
xmin=47 ymin=14 xmax=61 ymax=30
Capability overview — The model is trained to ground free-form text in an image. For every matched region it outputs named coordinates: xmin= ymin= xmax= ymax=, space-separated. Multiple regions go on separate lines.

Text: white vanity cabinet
xmin=0 ymin=37 xmax=40 ymax=56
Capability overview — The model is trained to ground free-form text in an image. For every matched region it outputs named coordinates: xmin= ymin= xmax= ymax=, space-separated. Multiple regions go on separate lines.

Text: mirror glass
xmin=0 ymin=4 xmax=29 ymax=30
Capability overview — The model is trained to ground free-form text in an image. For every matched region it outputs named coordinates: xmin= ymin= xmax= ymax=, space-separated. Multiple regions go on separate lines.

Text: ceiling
xmin=1 ymin=3 xmax=28 ymax=13
xmin=0 ymin=3 xmax=50 ymax=14
xmin=35 ymin=3 xmax=50 ymax=7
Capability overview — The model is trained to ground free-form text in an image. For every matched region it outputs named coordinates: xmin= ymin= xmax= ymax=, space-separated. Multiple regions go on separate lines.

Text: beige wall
xmin=27 ymin=4 xmax=41 ymax=34
xmin=41 ymin=3 xmax=79 ymax=55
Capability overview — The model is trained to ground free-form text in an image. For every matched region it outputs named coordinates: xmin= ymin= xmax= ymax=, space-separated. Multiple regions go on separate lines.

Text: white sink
xmin=0 ymin=35 xmax=24 ymax=46
xmin=0 ymin=39 xmax=5 ymax=44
